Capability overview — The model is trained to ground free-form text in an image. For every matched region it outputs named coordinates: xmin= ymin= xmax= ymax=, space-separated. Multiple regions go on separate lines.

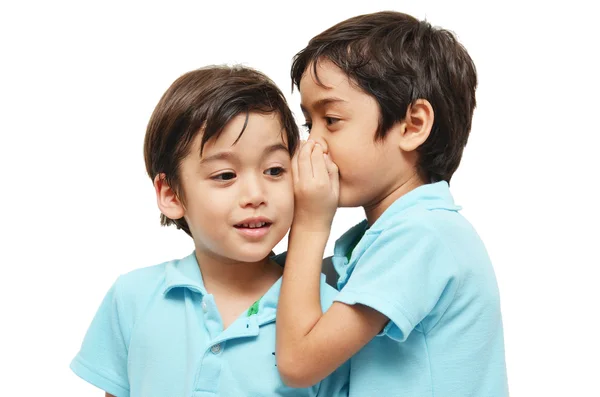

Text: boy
xmin=277 ymin=11 xmax=508 ymax=396
xmin=70 ymin=65 xmax=349 ymax=397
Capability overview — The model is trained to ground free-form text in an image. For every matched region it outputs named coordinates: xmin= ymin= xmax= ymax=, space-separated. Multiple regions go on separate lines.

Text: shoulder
xmin=117 ymin=260 xmax=168 ymax=287
xmin=375 ymin=205 xmax=446 ymax=234
xmin=350 ymin=207 xmax=464 ymax=282
xmin=110 ymin=260 xmax=170 ymax=318
xmin=116 ymin=260 xmax=168 ymax=293
xmin=366 ymin=204 xmax=471 ymax=255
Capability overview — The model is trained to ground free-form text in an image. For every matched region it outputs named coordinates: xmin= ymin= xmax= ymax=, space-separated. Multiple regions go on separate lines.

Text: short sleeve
xmin=334 ymin=217 xmax=460 ymax=342
xmin=316 ymin=359 xmax=350 ymax=397
xmin=70 ymin=277 xmax=131 ymax=397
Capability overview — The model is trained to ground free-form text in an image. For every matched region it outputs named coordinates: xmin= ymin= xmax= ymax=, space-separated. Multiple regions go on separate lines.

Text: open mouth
xmin=233 ymin=221 xmax=272 ymax=239
xmin=234 ymin=221 xmax=272 ymax=229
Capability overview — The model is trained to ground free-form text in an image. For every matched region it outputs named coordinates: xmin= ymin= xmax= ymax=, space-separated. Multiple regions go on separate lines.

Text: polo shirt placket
xmin=191 ymin=293 xmax=276 ymax=396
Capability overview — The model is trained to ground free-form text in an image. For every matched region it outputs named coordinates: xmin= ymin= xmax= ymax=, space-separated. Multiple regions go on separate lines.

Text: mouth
xmin=234 ymin=221 xmax=272 ymax=229
xmin=233 ymin=218 xmax=273 ymax=239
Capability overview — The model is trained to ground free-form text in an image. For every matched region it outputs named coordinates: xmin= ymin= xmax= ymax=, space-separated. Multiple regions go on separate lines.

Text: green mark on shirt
xmin=247 ymin=299 xmax=260 ymax=316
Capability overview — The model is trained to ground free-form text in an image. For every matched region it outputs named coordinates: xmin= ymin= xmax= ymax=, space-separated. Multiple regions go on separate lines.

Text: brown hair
xmin=291 ymin=11 xmax=477 ymax=183
xmin=144 ymin=65 xmax=299 ymax=236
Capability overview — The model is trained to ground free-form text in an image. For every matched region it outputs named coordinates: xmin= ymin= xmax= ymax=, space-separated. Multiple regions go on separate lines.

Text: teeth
xmin=240 ymin=222 xmax=266 ymax=228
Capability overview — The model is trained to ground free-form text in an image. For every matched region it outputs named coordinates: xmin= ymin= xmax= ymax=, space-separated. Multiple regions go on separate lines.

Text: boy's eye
xmin=325 ymin=117 xmax=340 ymax=126
xmin=302 ymin=122 xmax=312 ymax=132
xmin=265 ymin=167 xmax=285 ymax=177
xmin=212 ymin=172 xmax=236 ymax=181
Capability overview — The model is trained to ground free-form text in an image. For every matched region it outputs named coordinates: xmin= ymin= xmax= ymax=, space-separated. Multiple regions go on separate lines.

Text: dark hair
xmin=144 ymin=65 xmax=299 ymax=236
xmin=291 ymin=11 xmax=477 ymax=182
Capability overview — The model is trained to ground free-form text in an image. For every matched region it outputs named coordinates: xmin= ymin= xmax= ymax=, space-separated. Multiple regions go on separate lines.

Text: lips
xmin=234 ymin=221 xmax=270 ymax=229
xmin=233 ymin=217 xmax=273 ymax=239
xmin=234 ymin=217 xmax=273 ymax=229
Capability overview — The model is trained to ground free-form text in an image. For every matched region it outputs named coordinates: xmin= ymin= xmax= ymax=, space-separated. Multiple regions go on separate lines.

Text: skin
xmin=276 ymin=59 xmax=434 ymax=387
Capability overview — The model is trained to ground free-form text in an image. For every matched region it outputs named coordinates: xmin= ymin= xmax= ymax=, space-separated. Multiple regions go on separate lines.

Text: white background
xmin=1 ymin=0 xmax=599 ymax=395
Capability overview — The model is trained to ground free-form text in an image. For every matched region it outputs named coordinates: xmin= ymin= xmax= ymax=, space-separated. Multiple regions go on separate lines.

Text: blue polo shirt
xmin=71 ymin=252 xmax=349 ymax=397
xmin=332 ymin=182 xmax=508 ymax=396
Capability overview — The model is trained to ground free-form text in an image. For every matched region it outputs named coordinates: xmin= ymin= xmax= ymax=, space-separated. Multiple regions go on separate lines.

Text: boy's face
xmin=178 ymin=112 xmax=294 ymax=263
xmin=299 ymin=59 xmax=405 ymax=208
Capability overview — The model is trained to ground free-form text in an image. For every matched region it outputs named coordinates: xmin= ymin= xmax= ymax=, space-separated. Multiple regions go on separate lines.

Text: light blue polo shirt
xmin=71 ymin=252 xmax=349 ymax=397
xmin=332 ymin=181 xmax=508 ymax=396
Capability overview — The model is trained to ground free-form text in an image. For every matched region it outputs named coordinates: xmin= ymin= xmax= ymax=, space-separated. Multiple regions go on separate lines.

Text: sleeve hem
xmin=70 ymin=355 xmax=130 ymax=397
xmin=334 ymin=289 xmax=414 ymax=342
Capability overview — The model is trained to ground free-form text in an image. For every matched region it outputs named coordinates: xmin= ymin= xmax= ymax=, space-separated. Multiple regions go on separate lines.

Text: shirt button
xmin=211 ymin=344 xmax=222 ymax=354
xmin=202 ymin=301 xmax=207 ymax=312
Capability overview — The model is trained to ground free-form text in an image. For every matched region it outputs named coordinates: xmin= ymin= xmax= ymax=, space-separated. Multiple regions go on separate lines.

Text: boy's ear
xmin=397 ymin=99 xmax=434 ymax=152
xmin=154 ymin=173 xmax=185 ymax=220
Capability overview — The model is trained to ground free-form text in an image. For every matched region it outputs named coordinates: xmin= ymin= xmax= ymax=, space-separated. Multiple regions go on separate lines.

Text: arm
xmin=70 ymin=277 xmax=131 ymax=397
xmin=106 ymin=394 xmax=116 ymax=397
xmin=276 ymin=141 xmax=388 ymax=387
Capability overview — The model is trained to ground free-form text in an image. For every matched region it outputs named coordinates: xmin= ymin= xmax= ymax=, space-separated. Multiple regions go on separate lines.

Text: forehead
xmin=299 ymin=59 xmax=363 ymax=111
xmin=201 ymin=112 xmax=288 ymax=154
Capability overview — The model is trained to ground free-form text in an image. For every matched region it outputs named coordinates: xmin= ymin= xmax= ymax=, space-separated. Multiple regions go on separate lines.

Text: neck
xmin=364 ymin=171 xmax=427 ymax=225
xmin=193 ymin=248 xmax=282 ymax=295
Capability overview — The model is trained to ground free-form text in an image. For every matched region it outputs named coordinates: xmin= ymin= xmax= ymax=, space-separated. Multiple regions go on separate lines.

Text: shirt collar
xmin=249 ymin=252 xmax=284 ymax=324
xmin=334 ymin=182 xmax=458 ymax=248
xmin=163 ymin=251 xmax=288 ymax=324
xmin=369 ymin=181 xmax=460 ymax=232
xmin=163 ymin=252 xmax=208 ymax=295
xmin=252 ymin=251 xmax=325 ymax=325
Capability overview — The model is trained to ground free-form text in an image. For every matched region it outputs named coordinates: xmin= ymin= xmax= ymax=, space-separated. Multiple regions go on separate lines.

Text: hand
xmin=291 ymin=140 xmax=339 ymax=230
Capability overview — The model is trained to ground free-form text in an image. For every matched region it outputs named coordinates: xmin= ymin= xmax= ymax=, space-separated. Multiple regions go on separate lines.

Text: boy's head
xmin=291 ymin=11 xmax=477 ymax=207
xmin=144 ymin=65 xmax=299 ymax=262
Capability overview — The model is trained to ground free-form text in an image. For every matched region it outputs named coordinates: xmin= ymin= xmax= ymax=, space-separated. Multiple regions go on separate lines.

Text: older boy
xmin=277 ymin=11 xmax=508 ymax=396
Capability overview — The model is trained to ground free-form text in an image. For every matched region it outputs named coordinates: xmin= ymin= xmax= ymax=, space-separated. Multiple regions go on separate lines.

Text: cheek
xmin=187 ymin=188 xmax=232 ymax=222
xmin=333 ymin=145 xmax=378 ymax=183
xmin=271 ymin=182 xmax=294 ymax=217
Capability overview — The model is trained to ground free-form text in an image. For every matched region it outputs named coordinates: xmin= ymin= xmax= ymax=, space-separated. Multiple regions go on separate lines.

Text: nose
xmin=239 ymin=174 xmax=267 ymax=208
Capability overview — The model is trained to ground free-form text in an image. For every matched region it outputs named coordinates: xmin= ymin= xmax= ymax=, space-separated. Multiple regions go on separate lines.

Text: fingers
xmin=298 ymin=140 xmax=315 ymax=180
xmin=293 ymin=140 xmax=334 ymax=186
xmin=324 ymin=153 xmax=340 ymax=196
xmin=291 ymin=141 xmax=303 ymax=185
xmin=311 ymin=143 xmax=328 ymax=182
xmin=323 ymin=153 xmax=338 ymax=177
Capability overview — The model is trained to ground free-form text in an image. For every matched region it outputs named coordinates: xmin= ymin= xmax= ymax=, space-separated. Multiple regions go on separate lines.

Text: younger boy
xmin=277 ymin=11 xmax=508 ymax=396
xmin=70 ymin=65 xmax=349 ymax=397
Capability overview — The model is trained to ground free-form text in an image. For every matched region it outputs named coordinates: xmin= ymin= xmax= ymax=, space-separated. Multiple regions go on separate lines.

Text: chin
xmin=235 ymin=246 xmax=274 ymax=263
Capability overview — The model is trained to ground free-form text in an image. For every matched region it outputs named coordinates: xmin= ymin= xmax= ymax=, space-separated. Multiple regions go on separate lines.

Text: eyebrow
xmin=262 ymin=143 xmax=289 ymax=158
xmin=200 ymin=143 xmax=289 ymax=165
xmin=300 ymin=97 xmax=348 ymax=114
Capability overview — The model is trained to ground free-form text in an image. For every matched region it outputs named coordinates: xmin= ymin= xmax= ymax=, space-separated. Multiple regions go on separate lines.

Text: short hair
xmin=144 ymin=65 xmax=299 ymax=235
xmin=291 ymin=11 xmax=477 ymax=182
